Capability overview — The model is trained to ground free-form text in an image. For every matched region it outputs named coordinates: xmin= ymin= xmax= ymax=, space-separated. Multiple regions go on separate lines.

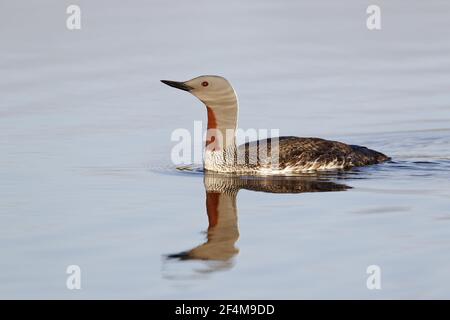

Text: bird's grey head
xmin=161 ymin=75 xmax=237 ymax=108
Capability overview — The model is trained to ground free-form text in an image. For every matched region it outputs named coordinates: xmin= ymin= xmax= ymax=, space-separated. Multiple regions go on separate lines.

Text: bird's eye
xmin=201 ymin=81 xmax=209 ymax=87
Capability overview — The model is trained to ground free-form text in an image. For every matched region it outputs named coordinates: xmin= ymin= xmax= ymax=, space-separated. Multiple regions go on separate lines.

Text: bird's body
xmin=161 ymin=75 xmax=390 ymax=174
xmin=203 ymin=136 xmax=389 ymax=174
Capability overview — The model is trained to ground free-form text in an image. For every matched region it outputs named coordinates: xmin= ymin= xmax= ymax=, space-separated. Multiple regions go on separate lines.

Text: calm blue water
xmin=1 ymin=0 xmax=450 ymax=298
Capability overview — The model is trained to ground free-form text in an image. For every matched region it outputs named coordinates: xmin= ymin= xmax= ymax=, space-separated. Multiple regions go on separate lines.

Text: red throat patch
xmin=206 ymin=106 xmax=217 ymax=130
xmin=206 ymin=106 xmax=219 ymax=150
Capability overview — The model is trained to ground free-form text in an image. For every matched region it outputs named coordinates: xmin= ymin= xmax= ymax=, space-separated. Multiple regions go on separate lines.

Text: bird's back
xmin=238 ymin=136 xmax=390 ymax=172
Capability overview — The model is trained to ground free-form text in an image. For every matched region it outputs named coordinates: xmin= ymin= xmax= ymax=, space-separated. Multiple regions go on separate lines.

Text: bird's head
xmin=161 ymin=75 xmax=237 ymax=109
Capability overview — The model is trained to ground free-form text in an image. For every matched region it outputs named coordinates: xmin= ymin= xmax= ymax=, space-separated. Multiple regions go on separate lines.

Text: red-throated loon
xmin=161 ymin=75 xmax=390 ymax=174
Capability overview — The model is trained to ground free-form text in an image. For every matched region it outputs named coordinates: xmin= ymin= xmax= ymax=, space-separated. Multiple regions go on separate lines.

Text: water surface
xmin=1 ymin=0 xmax=450 ymax=298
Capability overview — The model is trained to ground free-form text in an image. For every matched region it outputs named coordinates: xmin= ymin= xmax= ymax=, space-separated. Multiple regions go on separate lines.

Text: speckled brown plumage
xmin=237 ymin=136 xmax=390 ymax=171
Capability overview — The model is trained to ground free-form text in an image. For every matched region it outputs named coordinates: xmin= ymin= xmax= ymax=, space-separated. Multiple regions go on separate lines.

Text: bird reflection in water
xmin=164 ymin=171 xmax=350 ymax=274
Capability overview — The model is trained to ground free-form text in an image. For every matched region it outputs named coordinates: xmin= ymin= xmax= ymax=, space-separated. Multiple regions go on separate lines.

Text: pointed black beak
xmin=160 ymin=80 xmax=193 ymax=92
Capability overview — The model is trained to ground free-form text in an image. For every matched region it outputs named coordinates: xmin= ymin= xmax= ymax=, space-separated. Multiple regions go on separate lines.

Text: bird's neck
xmin=205 ymin=105 xmax=238 ymax=148
xmin=203 ymin=99 xmax=239 ymax=171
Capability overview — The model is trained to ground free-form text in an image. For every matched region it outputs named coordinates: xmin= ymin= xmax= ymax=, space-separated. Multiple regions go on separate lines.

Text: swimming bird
xmin=161 ymin=75 xmax=390 ymax=174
